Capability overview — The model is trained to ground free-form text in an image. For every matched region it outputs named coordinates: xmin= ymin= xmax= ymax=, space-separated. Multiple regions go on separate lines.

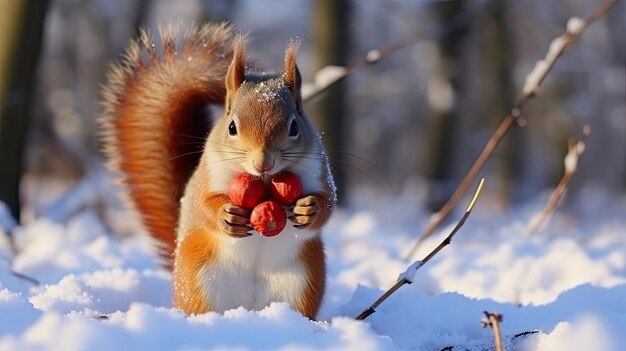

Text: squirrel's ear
xmin=225 ymin=35 xmax=246 ymax=113
xmin=283 ymin=39 xmax=302 ymax=114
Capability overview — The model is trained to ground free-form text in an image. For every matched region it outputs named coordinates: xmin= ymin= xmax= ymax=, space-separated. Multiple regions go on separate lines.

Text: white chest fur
xmin=188 ymin=143 xmax=328 ymax=312
xmin=197 ymin=226 xmax=316 ymax=312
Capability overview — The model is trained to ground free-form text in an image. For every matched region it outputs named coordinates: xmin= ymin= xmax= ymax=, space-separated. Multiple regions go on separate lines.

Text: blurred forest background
xmin=1 ymin=0 xmax=624 ymax=225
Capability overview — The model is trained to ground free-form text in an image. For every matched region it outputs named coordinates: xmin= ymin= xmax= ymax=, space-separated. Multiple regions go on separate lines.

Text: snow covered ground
xmin=1 ymin=175 xmax=625 ymax=350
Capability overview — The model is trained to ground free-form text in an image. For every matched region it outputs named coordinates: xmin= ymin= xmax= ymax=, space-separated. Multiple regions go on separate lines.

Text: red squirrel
xmin=101 ymin=23 xmax=336 ymax=319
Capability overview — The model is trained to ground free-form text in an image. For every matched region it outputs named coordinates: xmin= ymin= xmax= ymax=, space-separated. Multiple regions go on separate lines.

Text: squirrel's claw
xmin=289 ymin=195 xmax=320 ymax=228
xmin=219 ymin=203 xmax=252 ymax=238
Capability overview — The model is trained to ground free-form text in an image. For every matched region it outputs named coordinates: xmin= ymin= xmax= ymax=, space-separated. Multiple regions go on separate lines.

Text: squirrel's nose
xmin=253 ymin=158 xmax=275 ymax=173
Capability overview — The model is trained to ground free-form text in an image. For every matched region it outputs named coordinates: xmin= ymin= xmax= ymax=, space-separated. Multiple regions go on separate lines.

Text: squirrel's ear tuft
xmin=226 ymin=35 xmax=246 ymax=113
xmin=283 ymin=39 xmax=302 ymax=113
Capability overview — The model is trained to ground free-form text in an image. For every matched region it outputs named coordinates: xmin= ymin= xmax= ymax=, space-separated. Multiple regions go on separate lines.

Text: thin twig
xmin=404 ymin=0 xmax=617 ymax=260
xmin=302 ymin=12 xmax=469 ymax=102
xmin=11 ymin=270 xmax=40 ymax=285
xmin=528 ymin=125 xmax=590 ymax=234
xmin=481 ymin=311 xmax=504 ymax=351
xmin=355 ymin=179 xmax=485 ymax=321
xmin=2 ymin=257 xmax=40 ymax=285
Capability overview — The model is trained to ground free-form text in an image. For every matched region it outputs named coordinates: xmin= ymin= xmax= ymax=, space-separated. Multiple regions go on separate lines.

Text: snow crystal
xmin=254 ymin=80 xmax=287 ymax=102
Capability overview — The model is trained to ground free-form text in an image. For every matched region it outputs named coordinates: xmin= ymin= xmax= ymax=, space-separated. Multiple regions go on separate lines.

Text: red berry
xmin=269 ymin=171 xmax=303 ymax=205
xmin=228 ymin=173 xmax=266 ymax=210
xmin=250 ymin=200 xmax=287 ymax=237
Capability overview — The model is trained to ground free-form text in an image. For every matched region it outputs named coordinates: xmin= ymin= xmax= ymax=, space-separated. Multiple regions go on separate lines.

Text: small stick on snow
xmin=1 ymin=257 xmax=40 ymax=285
xmin=11 ymin=271 xmax=40 ymax=285
xmin=528 ymin=125 xmax=590 ymax=234
xmin=355 ymin=179 xmax=484 ymax=321
xmin=403 ymin=0 xmax=617 ymax=261
xmin=481 ymin=311 xmax=504 ymax=351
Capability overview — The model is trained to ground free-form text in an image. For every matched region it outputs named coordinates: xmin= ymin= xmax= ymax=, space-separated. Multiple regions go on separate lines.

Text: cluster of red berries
xmin=228 ymin=171 xmax=303 ymax=237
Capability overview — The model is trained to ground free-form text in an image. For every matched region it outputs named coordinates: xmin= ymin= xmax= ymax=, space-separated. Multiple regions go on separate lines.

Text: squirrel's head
xmin=215 ymin=36 xmax=318 ymax=178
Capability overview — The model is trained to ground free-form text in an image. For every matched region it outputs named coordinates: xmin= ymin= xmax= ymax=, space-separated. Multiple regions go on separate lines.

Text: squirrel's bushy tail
xmin=101 ymin=23 xmax=236 ymax=266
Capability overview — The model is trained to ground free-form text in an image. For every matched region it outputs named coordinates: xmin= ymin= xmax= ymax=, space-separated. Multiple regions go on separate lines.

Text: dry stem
xmin=481 ymin=311 xmax=504 ymax=351
xmin=528 ymin=125 xmax=590 ymax=234
xmin=302 ymin=13 xmax=468 ymax=102
xmin=404 ymin=0 xmax=617 ymax=261
xmin=355 ymin=179 xmax=484 ymax=321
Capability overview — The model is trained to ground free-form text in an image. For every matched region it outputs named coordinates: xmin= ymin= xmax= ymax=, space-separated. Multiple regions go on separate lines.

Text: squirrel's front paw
xmin=289 ymin=195 xmax=320 ymax=229
xmin=218 ymin=203 xmax=252 ymax=238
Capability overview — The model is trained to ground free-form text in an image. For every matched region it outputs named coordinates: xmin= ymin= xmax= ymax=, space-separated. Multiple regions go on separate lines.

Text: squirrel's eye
xmin=288 ymin=119 xmax=299 ymax=138
xmin=228 ymin=121 xmax=237 ymax=136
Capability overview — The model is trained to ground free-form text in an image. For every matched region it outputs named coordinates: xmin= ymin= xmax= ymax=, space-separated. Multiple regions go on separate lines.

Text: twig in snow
xmin=301 ymin=12 xmax=469 ymax=102
xmin=2 ymin=257 xmax=40 ymax=285
xmin=481 ymin=311 xmax=504 ymax=351
xmin=528 ymin=125 xmax=590 ymax=234
xmin=355 ymin=179 xmax=485 ymax=321
xmin=11 ymin=270 xmax=40 ymax=285
xmin=403 ymin=0 xmax=618 ymax=261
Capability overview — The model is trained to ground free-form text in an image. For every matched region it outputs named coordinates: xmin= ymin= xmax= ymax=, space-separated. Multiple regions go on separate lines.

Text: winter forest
xmin=0 ymin=0 xmax=625 ymax=350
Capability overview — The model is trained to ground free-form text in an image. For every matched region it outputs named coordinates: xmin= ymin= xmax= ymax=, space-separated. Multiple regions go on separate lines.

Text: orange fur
xmin=283 ymin=40 xmax=303 ymax=113
xmin=101 ymin=23 xmax=236 ymax=264
xmin=173 ymin=227 xmax=217 ymax=314
xmin=103 ymin=24 xmax=336 ymax=320
xmin=296 ymin=236 xmax=326 ymax=319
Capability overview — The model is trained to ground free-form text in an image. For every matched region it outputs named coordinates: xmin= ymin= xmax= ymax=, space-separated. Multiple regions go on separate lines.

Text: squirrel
xmin=101 ymin=23 xmax=336 ymax=320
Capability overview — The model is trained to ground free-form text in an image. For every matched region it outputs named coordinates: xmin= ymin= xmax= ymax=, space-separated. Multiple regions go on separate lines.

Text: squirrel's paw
xmin=219 ymin=203 xmax=252 ymax=238
xmin=289 ymin=195 xmax=320 ymax=229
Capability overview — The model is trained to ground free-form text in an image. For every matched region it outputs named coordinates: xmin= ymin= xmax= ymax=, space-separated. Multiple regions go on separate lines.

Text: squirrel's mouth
xmin=250 ymin=158 xmax=279 ymax=177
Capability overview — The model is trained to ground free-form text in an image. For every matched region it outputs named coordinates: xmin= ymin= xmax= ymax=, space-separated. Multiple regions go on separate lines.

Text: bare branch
xmin=528 ymin=125 xmax=590 ymax=234
xmin=302 ymin=13 xmax=469 ymax=102
xmin=481 ymin=311 xmax=504 ymax=351
xmin=403 ymin=0 xmax=617 ymax=261
xmin=355 ymin=179 xmax=485 ymax=321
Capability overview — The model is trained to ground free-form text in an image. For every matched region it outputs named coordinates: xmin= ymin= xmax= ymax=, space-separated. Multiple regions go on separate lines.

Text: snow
xmin=522 ymin=16 xmax=587 ymax=96
xmin=397 ymin=259 xmax=422 ymax=284
xmin=0 ymin=202 xmax=17 ymax=234
xmin=301 ymin=65 xmax=347 ymax=100
xmin=366 ymin=49 xmax=382 ymax=64
xmin=1 ymin=176 xmax=625 ymax=350
xmin=566 ymin=17 xmax=586 ymax=36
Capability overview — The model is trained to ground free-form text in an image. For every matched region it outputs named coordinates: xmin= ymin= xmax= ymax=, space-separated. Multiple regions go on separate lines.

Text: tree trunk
xmin=310 ymin=0 xmax=349 ymax=205
xmin=0 ymin=0 xmax=49 ymax=222
xmin=424 ymin=0 xmax=465 ymax=211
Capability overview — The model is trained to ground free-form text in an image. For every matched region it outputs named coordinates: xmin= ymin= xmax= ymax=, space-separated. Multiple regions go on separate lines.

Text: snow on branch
xmin=528 ymin=125 xmax=591 ymax=235
xmin=403 ymin=0 xmax=617 ymax=261
xmin=355 ymin=179 xmax=484 ymax=321
xmin=302 ymin=12 xmax=469 ymax=102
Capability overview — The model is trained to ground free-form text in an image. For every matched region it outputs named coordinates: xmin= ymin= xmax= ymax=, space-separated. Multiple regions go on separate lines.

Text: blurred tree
xmin=488 ymin=0 xmax=521 ymax=204
xmin=310 ymin=0 xmax=349 ymax=205
xmin=0 ymin=0 xmax=49 ymax=222
xmin=424 ymin=0 xmax=465 ymax=211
